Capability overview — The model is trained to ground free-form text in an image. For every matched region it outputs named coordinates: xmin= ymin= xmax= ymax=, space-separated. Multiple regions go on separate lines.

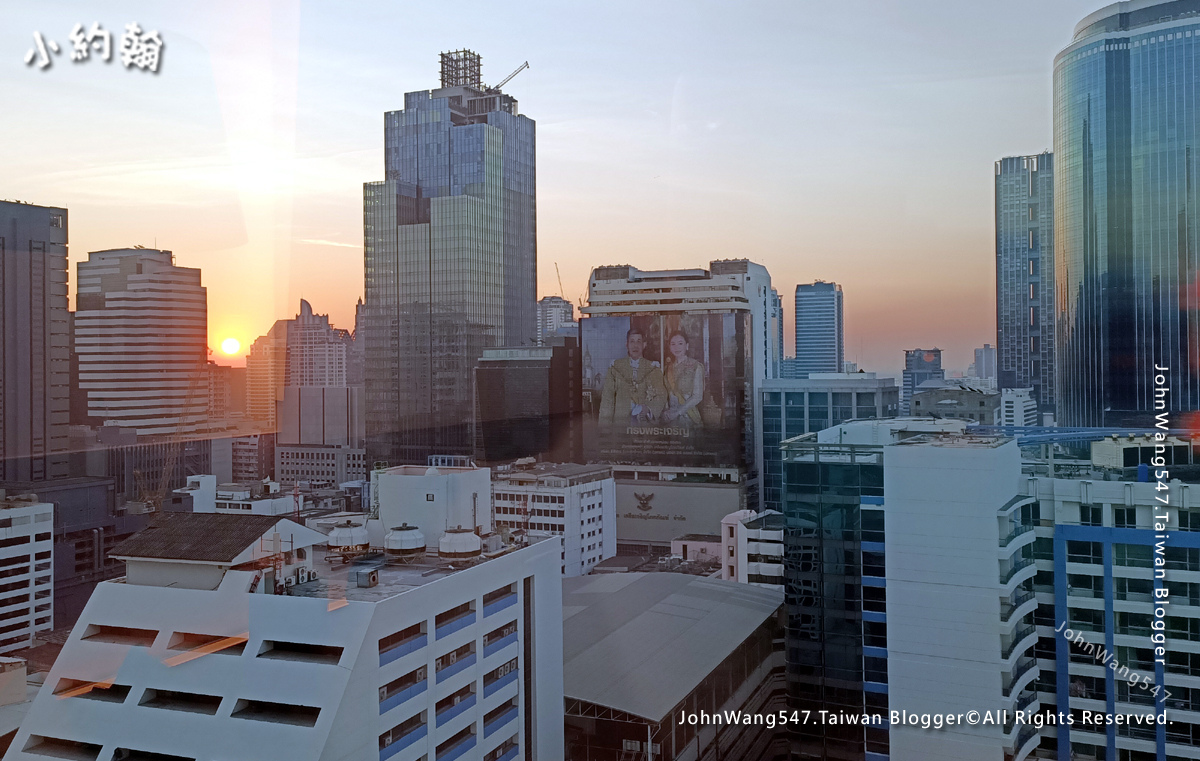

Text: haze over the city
xmin=1 ymin=0 xmax=1101 ymax=374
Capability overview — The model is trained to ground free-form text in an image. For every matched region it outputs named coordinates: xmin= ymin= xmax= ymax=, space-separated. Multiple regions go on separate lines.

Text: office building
xmin=770 ymin=288 xmax=784 ymax=379
xmin=6 ymin=510 xmax=564 ymax=761
xmin=74 ymin=249 xmax=207 ymax=437
xmin=793 ymin=281 xmax=844 ymax=378
xmin=246 ymin=319 xmax=290 ymax=430
xmin=491 ymin=462 xmax=615 ymax=576
xmin=720 ymin=509 xmax=784 ymax=592
xmin=68 ymin=424 xmax=212 ymax=510
xmin=1054 ymin=2 xmax=1200 ymax=426
xmin=0 ymin=491 xmax=52 ymax=654
xmin=900 ymin=347 xmax=944 ymax=414
xmin=562 ymin=573 xmax=786 ymax=761
xmin=275 ymin=386 xmax=366 ymax=486
xmin=472 ymin=342 xmax=582 ymax=465
xmin=363 ymin=50 xmax=537 ymax=466
xmin=998 ymin=388 xmax=1039 ymax=427
xmin=231 ymin=432 xmax=275 ymax=483
xmin=0 ymin=202 xmax=70 ymax=482
xmin=536 ymin=296 xmax=574 ymax=346
xmin=996 ymin=153 xmax=1055 ymax=414
xmin=759 ymin=373 xmax=899 ymax=510
xmin=971 ymin=344 xmax=997 ymax=381
xmin=909 ymin=378 xmax=1000 ymax=424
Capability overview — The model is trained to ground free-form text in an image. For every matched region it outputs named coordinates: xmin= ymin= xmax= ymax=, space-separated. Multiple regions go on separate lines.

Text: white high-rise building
xmin=0 ymin=491 xmax=53 ymax=654
xmin=5 ymin=510 xmax=564 ymax=761
xmin=287 ymin=299 xmax=350 ymax=388
xmin=74 ymin=249 xmax=207 ymax=436
xmin=491 ymin=463 xmax=615 ymax=576
xmin=999 ymin=388 xmax=1038 ymax=427
xmin=720 ymin=508 xmax=784 ymax=591
xmin=536 ymin=296 xmax=574 ymax=346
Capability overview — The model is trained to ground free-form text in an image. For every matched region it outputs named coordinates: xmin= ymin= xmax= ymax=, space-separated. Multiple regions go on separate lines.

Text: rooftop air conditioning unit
xmin=356 ymin=569 xmax=379 ymax=588
xmin=284 ymin=576 xmax=296 ymax=587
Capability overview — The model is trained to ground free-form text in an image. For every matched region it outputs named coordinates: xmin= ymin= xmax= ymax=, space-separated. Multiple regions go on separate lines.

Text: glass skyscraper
xmin=995 ymin=152 xmax=1055 ymax=414
xmin=1055 ymin=1 xmax=1200 ymax=427
xmin=363 ymin=50 xmax=536 ymax=464
xmin=793 ymin=281 xmax=844 ymax=378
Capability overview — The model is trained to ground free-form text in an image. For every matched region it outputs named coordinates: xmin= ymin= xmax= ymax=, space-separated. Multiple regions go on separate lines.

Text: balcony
xmin=483 ymin=592 xmax=517 ymax=618
xmin=484 ymin=669 xmax=518 ymax=698
xmin=435 ymin=611 xmax=476 ymax=640
xmin=436 ymin=653 xmax=476 ymax=683
xmin=1001 ymin=624 xmax=1037 ymax=661
xmin=484 ymin=705 xmax=518 ymax=738
xmin=436 ymin=693 xmax=476 ymax=726
xmin=483 ymin=632 xmax=517 ymax=659
xmin=1002 ymin=591 xmax=1036 ymax=624
xmin=1000 ymin=557 xmax=1033 ymax=585
xmin=1004 ymin=659 xmax=1037 ymax=697
xmin=1000 ymin=523 xmax=1033 ymax=549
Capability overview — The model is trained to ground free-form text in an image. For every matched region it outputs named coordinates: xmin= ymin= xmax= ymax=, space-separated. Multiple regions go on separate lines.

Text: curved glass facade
xmin=1054 ymin=0 xmax=1200 ymax=427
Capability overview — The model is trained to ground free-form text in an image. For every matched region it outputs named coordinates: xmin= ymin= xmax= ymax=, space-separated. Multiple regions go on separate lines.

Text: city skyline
xmin=1 ymin=0 xmax=1104 ymax=376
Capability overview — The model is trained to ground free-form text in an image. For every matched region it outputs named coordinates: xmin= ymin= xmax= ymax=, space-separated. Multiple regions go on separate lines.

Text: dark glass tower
xmin=1054 ymin=1 xmax=1200 ymax=427
xmin=363 ymin=50 xmax=536 ymax=464
xmin=995 ymin=153 xmax=1055 ymax=414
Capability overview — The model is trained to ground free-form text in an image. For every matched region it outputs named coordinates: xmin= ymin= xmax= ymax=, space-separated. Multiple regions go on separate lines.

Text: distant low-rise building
xmin=909 ymin=378 xmax=999 ymax=424
xmin=721 ymin=509 xmax=784 ymax=591
xmin=562 ymin=573 xmax=785 ymax=761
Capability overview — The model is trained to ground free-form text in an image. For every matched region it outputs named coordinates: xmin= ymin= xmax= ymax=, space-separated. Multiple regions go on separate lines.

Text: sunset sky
xmin=2 ymin=0 xmax=1102 ymax=375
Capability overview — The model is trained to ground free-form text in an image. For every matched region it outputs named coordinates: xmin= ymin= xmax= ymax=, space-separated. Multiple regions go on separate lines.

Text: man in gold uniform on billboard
xmin=598 ymin=327 xmax=666 ymax=427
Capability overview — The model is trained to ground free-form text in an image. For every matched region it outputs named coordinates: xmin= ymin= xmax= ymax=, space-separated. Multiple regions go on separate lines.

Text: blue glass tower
xmin=1054 ymin=2 xmax=1200 ymax=427
xmin=363 ymin=50 xmax=536 ymax=464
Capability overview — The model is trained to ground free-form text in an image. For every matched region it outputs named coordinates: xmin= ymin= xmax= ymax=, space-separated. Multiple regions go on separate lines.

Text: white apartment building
xmin=998 ymin=388 xmax=1039 ymax=427
xmin=0 ymin=492 xmax=53 ymax=654
xmin=720 ymin=509 xmax=784 ymax=592
xmin=535 ymin=296 xmax=574 ymax=346
xmin=491 ymin=463 xmax=615 ymax=576
xmin=177 ymin=475 xmax=298 ymax=516
xmin=74 ymin=249 xmax=207 ymax=437
xmin=4 ymin=511 xmax=564 ymax=761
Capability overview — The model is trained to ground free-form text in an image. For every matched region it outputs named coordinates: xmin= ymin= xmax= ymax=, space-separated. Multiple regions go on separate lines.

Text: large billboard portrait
xmin=581 ymin=311 xmax=751 ymax=467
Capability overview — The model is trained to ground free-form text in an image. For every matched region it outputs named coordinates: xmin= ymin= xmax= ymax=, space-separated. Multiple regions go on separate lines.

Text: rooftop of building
xmin=673 ymin=533 xmax=721 ymax=543
xmin=492 ymin=462 xmax=612 ymax=486
xmin=0 ymin=492 xmax=50 ymax=510
xmin=377 ymin=464 xmax=484 ymax=477
xmin=109 ymin=513 xmax=292 ymax=563
xmin=1073 ymin=0 xmax=1200 ymax=41
xmin=283 ymin=535 xmax=551 ymax=604
xmin=562 ymin=572 xmax=782 ymax=722
xmin=742 ymin=511 xmax=785 ymax=531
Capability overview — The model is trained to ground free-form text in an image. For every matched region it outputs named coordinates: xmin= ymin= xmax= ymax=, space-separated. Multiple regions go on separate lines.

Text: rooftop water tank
xmin=439 ymin=526 xmax=482 ymax=560
xmin=327 ymin=521 xmax=369 ymax=552
xmin=384 ymin=523 xmax=427 ymax=561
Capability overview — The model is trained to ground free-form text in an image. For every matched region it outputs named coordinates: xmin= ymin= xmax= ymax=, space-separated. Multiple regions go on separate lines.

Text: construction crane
xmin=555 ymin=262 xmax=566 ymax=299
xmin=489 ymin=61 xmax=529 ymax=93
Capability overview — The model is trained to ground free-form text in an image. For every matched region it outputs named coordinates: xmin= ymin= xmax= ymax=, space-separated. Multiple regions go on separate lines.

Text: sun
xmin=220 ymin=337 xmax=241 ymax=355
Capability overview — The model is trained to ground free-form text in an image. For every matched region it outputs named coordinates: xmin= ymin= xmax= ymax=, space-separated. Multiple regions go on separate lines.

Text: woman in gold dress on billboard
xmin=662 ymin=329 xmax=705 ymax=428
